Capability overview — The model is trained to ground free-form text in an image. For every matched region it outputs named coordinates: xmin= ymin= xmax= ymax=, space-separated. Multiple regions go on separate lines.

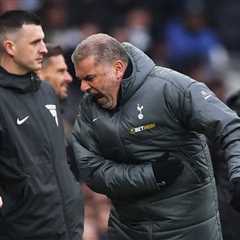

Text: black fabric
xmin=0 ymin=67 xmax=83 ymax=240
xmin=66 ymin=139 xmax=80 ymax=182
xmin=152 ymin=153 xmax=184 ymax=186
xmin=230 ymin=177 xmax=240 ymax=212
xmin=123 ymin=57 xmax=133 ymax=79
xmin=0 ymin=66 xmax=41 ymax=93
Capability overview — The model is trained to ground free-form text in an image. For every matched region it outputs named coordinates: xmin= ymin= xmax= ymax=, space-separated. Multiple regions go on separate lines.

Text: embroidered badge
xmin=45 ymin=104 xmax=59 ymax=126
xmin=129 ymin=123 xmax=156 ymax=135
xmin=137 ymin=104 xmax=144 ymax=119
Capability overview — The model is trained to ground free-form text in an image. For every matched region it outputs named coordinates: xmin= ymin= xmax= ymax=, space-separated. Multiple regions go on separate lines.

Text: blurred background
xmin=2 ymin=0 xmax=240 ymax=239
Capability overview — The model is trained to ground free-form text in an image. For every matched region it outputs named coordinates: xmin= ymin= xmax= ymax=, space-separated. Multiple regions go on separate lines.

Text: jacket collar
xmin=0 ymin=66 xmax=41 ymax=93
xmin=119 ymin=43 xmax=155 ymax=105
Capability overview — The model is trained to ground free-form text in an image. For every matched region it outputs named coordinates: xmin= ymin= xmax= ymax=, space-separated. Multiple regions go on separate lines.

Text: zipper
xmin=36 ymin=91 xmax=71 ymax=239
xmin=47 ymin=104 xmax=71 ymax=239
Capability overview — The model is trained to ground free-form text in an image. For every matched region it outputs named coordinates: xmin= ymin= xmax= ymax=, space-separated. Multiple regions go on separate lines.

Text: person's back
xmin=0 ymin=10 xmax=83 ymax=240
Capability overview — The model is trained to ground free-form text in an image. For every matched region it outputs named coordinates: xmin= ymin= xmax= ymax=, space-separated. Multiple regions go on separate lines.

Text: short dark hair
xmin=45 ymin=43 xmax=64 ymax=59
xmin=0 ymin=10 xmax=41 ymax=33
xmin=42 ymin=43 xmax=64 ymax=66
xmin=0 ymin=10 xmax=41 ymax=52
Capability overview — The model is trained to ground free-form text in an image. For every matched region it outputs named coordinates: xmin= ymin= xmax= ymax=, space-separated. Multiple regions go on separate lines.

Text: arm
xmin=70 ymin=96 xmax=163 ymax=200
xmin=71 ymin=115 xmax=158 ymax=200
xmin=169 ymin=80 xmax=240 ymax=181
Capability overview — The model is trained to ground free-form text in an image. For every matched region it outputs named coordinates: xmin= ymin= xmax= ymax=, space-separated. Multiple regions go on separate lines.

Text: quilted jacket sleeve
xmin=168 ymin=80 xmax=240 ymax=182
xmin=71 ymin=108 xmax=159 ymax=200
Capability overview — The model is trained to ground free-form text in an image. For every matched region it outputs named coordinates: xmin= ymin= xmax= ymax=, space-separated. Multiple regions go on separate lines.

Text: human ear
xmin=114 ymin=60 xmax=126 ymax=81
xmin=3 ymin=40 xmax=16 ymax=57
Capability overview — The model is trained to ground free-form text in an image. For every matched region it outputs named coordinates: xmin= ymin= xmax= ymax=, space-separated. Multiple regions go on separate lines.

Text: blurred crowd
xmin=1 ymin=0 xmax=240 ymax=239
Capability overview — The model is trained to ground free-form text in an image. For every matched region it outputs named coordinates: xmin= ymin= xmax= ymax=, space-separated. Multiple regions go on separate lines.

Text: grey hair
xmin=71 ymin=33 xmax=128 ymax=66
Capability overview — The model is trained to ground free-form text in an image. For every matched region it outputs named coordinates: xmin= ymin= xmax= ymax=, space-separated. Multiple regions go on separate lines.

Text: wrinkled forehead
xmin=75 ymin=55 xmax=98 ymax=71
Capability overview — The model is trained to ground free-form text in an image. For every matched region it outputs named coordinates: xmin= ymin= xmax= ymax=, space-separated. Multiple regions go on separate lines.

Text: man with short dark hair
xmin=0 ymin=10 xmax=83 ymax=240
xmin=37 ymin=43 xmax=72 ymax=99
xmin=70 ymin=33 xmax=240 ymax=240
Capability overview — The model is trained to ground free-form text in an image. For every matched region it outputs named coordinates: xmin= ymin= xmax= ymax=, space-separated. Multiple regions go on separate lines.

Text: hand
xmin=152 ymin=153 xmax=184 ymax=187
xmin=230 ymin=178 xmax=240 ymax=212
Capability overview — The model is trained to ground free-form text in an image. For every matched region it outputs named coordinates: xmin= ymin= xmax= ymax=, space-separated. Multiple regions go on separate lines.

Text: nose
xmin=80 ymin=80 xmax=91 ymax=92
xmin=40 ymin=41 xmax=48 ymax=54
xmin=64 ymin=71 xmax=72 ymax=83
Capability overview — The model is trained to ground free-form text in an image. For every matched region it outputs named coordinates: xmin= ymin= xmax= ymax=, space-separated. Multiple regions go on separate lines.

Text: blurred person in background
xmin=164 ymin=0 xmax=229 ymax=75
xmin=124 ymin=6 xmax=153 ymax=52
xmin=38 ymin=44 xmax=110 ymax=240
xmin=70 ymin=33 xmax=240 ymax=240
xmin=39 ymin=0 xmax=80 ymax=51
xmin=37 ymin=43 xmax=73 ymax=137
xmin=37 ymin=43 xmax=72 ymax=100
xmin=0 ymin=10 xmax=83 ymax=240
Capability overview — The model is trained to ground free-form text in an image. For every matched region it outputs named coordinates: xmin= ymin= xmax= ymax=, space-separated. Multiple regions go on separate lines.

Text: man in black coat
xmin=70 ymin=33 xmax=240 ymax=240
xmin=0 ymin=10 xmax=83 ymax=240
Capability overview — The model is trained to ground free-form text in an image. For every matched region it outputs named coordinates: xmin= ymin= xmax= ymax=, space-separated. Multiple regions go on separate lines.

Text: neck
xmin=0 ymin=55 xmax=29 ymax=75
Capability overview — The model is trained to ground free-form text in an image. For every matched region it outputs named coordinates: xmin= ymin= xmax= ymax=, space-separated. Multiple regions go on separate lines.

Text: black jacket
xmin=71 ymin=43 xmax=240 ymax=240
xmin=0 ymin=67 xmax=83 ymax=240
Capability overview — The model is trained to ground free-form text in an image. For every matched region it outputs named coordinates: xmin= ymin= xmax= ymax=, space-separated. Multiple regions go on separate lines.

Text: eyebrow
xmin=81 ymin=74 xmax=96 ymax=81
xmin=30 ymin=38 xmax=42 ymax=44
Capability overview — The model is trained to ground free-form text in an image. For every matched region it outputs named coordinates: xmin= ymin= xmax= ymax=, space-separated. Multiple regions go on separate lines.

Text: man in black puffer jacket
xmin=0 ymin=10 xmax=83 ymax=240
xmin=70 ymin=33 xmax=240 ymax=240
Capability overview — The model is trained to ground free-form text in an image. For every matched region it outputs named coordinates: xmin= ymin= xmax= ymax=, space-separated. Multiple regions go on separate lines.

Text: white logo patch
xmin=17 ymin=115 xmax=29 ymax=125
xmin=137 ymin=104 xmax=144 ymax=120
xmin=45 ymin=104 xmax=59 ymax=126
xmin=92 ymin=117 xmax=99 ymax=122
xmin=200 ymin=90 xmax=212 ymax=100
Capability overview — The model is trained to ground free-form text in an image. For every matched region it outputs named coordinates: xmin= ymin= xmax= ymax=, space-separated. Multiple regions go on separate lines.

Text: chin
xmin=32 ymin=64 xmax=42 ymax=71
xmin=60 ymin=94 xmax=68 ymax=100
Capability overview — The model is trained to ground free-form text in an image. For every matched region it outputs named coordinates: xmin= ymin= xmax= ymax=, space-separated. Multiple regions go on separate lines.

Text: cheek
xmin=22 ymin=48 xmax=36 ymax=61
xmin=15 ymin=50 xmax=31 ymax=65
xmin=55 ymin=79 xmax=63 ymax=89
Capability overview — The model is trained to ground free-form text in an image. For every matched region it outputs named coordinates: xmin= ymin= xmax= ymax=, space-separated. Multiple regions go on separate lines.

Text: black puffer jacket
xmin=0 ymin=66 xmax=83 ymax=240
xmin=71 ymin=43 xmax=240 ymax=240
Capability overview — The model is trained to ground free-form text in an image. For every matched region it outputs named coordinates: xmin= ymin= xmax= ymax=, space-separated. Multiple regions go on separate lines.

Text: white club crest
xmin=137 ymin=104 xmax=144 ymax=120
xmin=45 ymin=104 xmax=59 ymax=126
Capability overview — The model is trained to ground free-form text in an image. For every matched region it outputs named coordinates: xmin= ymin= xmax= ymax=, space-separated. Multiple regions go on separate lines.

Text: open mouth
xmin=88 ymin=90 xmax=102 ymax=99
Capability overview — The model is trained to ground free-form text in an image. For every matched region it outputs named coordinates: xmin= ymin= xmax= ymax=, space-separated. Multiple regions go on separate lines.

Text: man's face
xmin=8 ymin=24 xmax=47 ymax=74
xmin=75 ymin=56 xmax=124 ymax=110
xmin=40 ymin=55 xmax=72 ymax=99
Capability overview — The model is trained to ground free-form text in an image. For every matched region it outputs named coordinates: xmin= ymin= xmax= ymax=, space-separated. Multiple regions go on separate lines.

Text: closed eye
xmin=84 ymin=75 xmax=96 ymax=82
